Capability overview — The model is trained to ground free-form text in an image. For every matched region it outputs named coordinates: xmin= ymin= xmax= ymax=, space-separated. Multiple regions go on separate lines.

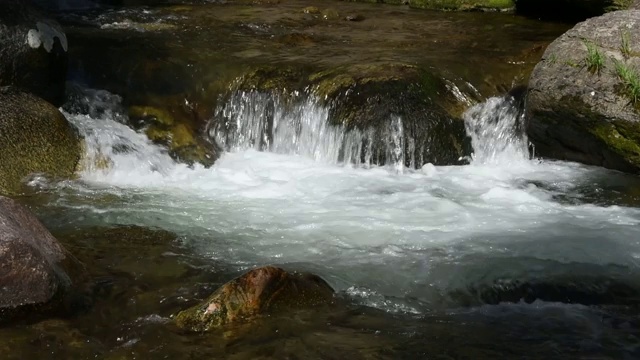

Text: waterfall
xmin=209 ymin=90 xmax=409 ymax=171
xmin=463 ymin=95 xmax=529 ymax=165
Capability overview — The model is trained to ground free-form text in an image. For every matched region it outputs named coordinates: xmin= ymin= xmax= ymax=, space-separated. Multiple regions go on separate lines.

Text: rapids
xmin=38 ymin=88 xmax=640 ymax=315
xmin=13 ymin=85 xmax=639 ymax=358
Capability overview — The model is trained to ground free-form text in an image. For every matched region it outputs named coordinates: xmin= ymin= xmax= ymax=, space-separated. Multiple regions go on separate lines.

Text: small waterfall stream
xmin=35 ymin=86 xmax=640 ymax=358
xmin=210 ymin=90 xmax=411 ymax=171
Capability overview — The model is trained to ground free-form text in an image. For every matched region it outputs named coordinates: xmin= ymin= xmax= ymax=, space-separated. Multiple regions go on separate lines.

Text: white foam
xmin=53 ymin=92 xmax=640 ymax=314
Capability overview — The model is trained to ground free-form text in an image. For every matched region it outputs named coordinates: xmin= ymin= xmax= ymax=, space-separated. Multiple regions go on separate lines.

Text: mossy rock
xmin=309 ymin=63 xmax=473 ymax=166
xmin=225 ymin=62 xmax=472 ymax=167
xmin=527 ymin=10 xmax=640 ymax=173
xmin=0 ymin=87 xmax=81 ymax=195
xmin=128 ymin=104 xmax=219 ymax=167
xmin=175 ymin=266 xmax=335 ymax=332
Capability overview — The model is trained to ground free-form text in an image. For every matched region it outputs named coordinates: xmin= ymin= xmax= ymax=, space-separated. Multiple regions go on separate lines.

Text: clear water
xmin=25 ymin=88 xmax=640 ymax=357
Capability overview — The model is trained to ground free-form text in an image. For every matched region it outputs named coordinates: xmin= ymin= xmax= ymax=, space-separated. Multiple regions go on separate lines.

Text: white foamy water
xmin=47 ymin=91 xmax=640 ymax=312
xmin=212 ymin=90 xmax=411 ymax=171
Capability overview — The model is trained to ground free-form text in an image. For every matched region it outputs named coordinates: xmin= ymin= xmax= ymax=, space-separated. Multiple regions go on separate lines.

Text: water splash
xmin=463 ymin=95 xmax=529 ymax=165
xmin=210 ymin=90 xmax=409 ymax=171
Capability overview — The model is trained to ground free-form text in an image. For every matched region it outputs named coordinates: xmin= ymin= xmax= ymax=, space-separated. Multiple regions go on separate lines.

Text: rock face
xmin=0 ymin=87 xmax=82 ymax=195
xmin=526 ymin=10 xmax=640 ymax=173
xmin=0 ymin=196 xmax=80 ymax=322
xmin=175 ymin=266 xmax=335 ymax=332
xmin=0 ymin=0 xmax=69 ymax=106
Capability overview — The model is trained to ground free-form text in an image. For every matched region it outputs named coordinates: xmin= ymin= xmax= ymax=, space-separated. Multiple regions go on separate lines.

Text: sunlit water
xmin=26 ymin=88 xmax=640 ymax=356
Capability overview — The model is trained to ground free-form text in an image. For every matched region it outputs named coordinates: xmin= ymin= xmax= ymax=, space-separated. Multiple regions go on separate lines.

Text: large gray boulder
xmin=0 ymin=196 xmax=84 ymax=322
xmin=526 ymin=10 xmax=640 ymax=173
xmin=0 ymin=0 xmax=68 ymax=106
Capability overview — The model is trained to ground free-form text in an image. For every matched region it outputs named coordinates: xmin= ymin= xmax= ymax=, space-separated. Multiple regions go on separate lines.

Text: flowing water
xmin=5 ymin=1 xmax=640 ymax=358
xmin=13 ymin=87 xmax=640 ymax=358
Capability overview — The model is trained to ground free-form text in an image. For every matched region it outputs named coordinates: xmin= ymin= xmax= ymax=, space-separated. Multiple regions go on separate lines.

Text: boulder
xmin=174 ymin=266 xmax=335 ymax=332
xmin=219 ymin=63 xmax=473 ymax=168
xmin=0 ymin=0 xmax=68 ymax=106
xmin=0 ymin=196 xmax=84 ymax=322
xmin=0 ymin=88 xmax=82 ymax=195
xmin=311 ymin=63 xmax=473 ymax=167
xmin=128 ymin=104 xmax=219 ymax=167
xmin=526 ymin=10 xmax=640 ymax=173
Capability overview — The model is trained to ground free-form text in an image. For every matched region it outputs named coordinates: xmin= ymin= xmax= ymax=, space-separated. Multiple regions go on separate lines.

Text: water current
xmin=27 ymin=87 xmax=640 ymax=357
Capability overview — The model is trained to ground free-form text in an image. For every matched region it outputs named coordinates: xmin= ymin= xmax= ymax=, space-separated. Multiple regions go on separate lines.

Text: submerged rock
xmin=526 ymin=10 xmax=640 ymax=174
xmin=0 ymin=88 xmax=81 ymax=195
xmin=0 ymin=196 xmax=85 ymax=322
xmin=174 ymin=266 xmax=335 ymax=332
xmin=0 ymin=0 xmax=68 ymax=106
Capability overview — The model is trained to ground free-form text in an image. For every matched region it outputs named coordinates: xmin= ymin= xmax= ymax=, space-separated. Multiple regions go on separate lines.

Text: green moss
xmin=129 ymin=105 xmax=217 ymax=167
xmin=237 ymin=66 xmax=309 ymax=92
xmin=0 ymin=89 xmax=81 ymax=195
xmin=590 ymin=121 xmax=640 ymax=165
xmin=129 ymin=106 xmax=175 ymax=126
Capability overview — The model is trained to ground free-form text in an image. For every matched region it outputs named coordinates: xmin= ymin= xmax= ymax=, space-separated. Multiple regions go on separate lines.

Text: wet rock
xmin=321 ymin=8 xmax=340 ymax=20
xmin=526 ymin=10 xmax=640 ymax=174
xmin=128 ymin=105 xmax=219 ymax=167
xmin=0 ymin=0 xmax=68 ymax=106
xmin=0 ymin=196 xmax=85 ymax=322
xmin=302 ymin=6 xmax=320 ymax=14
xmin=174 ymin=266 xmax=335 ymax=332
xmin=0 ymin=87 xmax=81 ymax=195
xmin=345 ymin=14 xmax=366 ymax=22
xmin=230 ymin=63 xmax=473 ymax=167
xmin=311 ymin=63 xmax=473 ymax=167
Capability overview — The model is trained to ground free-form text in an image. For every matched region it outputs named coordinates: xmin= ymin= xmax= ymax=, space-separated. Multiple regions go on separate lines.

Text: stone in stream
xmin=128 ymin=105 xmax=220 ymax=167
xmin=0 ymin=196 xmax=86 ymax=323
xmin=174 ymin=266 xmax=335 ymax=332
xmin=222 ymin=63 xmax=474 ymax=168
xmin=0 ymin=0 xmax=68 ymax=106
xmin=0 ymin=87 xmax=82 ymax=195
xmin=526 ymin=10 xmax=640 ymax=174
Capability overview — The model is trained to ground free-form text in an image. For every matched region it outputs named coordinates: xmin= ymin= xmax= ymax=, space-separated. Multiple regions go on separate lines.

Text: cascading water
xmin=45 ymin=86 xmax=640 ymax=352
xmin=463 ymin=95 xmax=529 ymax=165
xmin=210 ymin=90 xmax=409 ymax=171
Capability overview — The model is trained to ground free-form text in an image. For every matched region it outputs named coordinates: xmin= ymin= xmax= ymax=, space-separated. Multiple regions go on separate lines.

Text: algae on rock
xmin=0 ymin=88 xmax=81 ymax=195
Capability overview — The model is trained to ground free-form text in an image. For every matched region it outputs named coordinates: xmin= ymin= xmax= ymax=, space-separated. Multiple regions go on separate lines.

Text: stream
xmin=4 ymin=1 xmax=640 ymax=359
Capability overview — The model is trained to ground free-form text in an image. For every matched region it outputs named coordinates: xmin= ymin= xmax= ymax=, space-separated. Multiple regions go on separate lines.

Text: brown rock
xmin=0 ymin=196 xmax=82 ymax=322
xmin=174 ymin=266 xmax=334 ymax=332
